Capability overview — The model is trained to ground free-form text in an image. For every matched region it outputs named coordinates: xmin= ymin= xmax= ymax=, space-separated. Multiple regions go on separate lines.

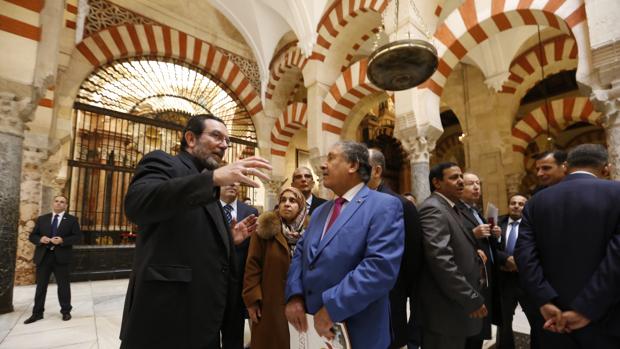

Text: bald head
xmin=291 ymin=166 xmax=315 ymax=198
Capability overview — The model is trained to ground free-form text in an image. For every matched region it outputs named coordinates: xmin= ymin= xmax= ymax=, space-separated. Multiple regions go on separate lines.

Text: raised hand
xmin=231 ymin=215 xmax=257 ymax=245
xmin=213 ymin=156 xmax=272 ymax=188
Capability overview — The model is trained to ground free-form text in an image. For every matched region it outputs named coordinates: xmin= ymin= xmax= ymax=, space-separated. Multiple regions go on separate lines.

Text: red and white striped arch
xmin=512 ymin=96 xmax=601 ymax=154
xmin=422 ymin=0 xmax=587 ymax=97
xmin=75 ymin=24 xmax=262 ymax=116
xmin=271 ymin=103 xmax=308 ymax=157
xmin=501 ymin=35 xmax=577 ymax=101
xmin=322 ymin=58 xmax=382 ymax=135
xmin=340 ymin=26 xmax=381 ymax=72
xmin=312 ymin=0 xmax=388 ymax=62
xmin=265 ymin=46 xmax=307 ymax=103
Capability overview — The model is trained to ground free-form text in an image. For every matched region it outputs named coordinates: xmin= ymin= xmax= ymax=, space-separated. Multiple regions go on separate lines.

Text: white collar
xmin=570 ymin=171 xmax=596 ymax=177
xmin=508 ymin=217 xmax=522 ymax=225
xmin=340 ymin=182 xmax=364 ymax=203
xmin=220 ymin=199 xmax=237 ymax=210
xmin=435 ymin=191 xmax=456 ymax=207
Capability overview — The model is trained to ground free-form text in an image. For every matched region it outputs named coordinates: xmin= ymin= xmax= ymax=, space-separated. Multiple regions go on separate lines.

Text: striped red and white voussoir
xmin=501 ymin=35 xmax=578 ymax=99
xmin=75 ymin=23 xmax=262 ymax=116
xmin=271 ymin=102 xmax=308 ymax=157
xmin=265 ymin=46 xmax=307 ymax=100
xmin=322 ymin=58 xmax=381 ymax=135
xmin=512 ymin=96 xmax=600 ymax=154
xmin=421 ymin=0 xmax=587 ymax=97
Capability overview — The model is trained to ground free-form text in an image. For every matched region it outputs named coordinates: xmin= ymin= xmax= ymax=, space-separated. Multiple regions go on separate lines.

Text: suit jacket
xmin=455 ymin=202 xmax=502 ymax=334
xmin=231 ymin=201 xmax=259 ymax=288
xmin=29 ymin=213 xmax=81 ymax=265
xmin=496 ymin=215 xmax=516 ymax=267
xmin=415 ymin=193 xmax=485 ymax=337
xmin=308 ymin=194 xmax=326 ymax=215
xmin=377 ymin=183 xmax=423 ymax=347
xmin=515 ymin=173 xmax=620 ymax=336
xmin=286 ymin=185 xmax=404 ymax=349
xmin=120 ymin=150 xmax=238 ymax=348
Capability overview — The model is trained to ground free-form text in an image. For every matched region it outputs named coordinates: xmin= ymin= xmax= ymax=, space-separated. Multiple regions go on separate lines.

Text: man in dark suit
xmin=219 ymin=182 xmax=258 ymax=349
xmin=416 ymin=162 xmax=488 ymax=349
xmin=119 ymin=114 xmax=271 ymax=348
xmin=291 ymin=166 xmax=326 ymax=215
xmin=24 ymin=195 xmax=82 ymax=324
xmin=285 ymin=141 xmax=404 ymax=349
xmin=515 ymin=144 xmax=620 ymax=348
xmin=456 ymin=172 xmax=502 ymax=349
xmin=368 ymin=149 xmax=424 ymax=349
xmin=495 ymin=193 xmax=531 ymax=349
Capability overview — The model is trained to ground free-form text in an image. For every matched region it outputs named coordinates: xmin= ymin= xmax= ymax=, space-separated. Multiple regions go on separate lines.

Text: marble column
xmin=400 ymin=135 xmax=435 ymax=203
xmin=264 ymin=177 xmax=287 ymax=212
xmin=0 ymin=92 xmax=35 ymax=313
xmin=591 ymin=85 xmax=620 ymax=180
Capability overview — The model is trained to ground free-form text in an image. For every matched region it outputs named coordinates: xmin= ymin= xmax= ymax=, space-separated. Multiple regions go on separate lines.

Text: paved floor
xmin=0 ymin=279 xmax=530 ymax=348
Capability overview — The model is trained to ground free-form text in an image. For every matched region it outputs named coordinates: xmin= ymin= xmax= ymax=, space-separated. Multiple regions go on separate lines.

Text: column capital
xmin=590 ymin=86 xmax=620 ymax=127
xmin=264 ymin=177 xmax=287 ymax=196
xmin=396 ymin=130 xmax=437 ymax=164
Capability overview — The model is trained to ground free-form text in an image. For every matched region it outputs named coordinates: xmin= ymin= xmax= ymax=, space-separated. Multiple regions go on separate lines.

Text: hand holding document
xmin=289 ymin=314 xmax=351 ymax=349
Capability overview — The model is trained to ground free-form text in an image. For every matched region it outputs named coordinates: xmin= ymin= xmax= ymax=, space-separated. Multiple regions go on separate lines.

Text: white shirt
xmin=570 ymin=170 xmax=596 ymax=177
xmin=505 ymin=218 xmax=522 ymax=247
xmin=51 ymin=211 xmax=65 ymax=226
xmin=306 ymin=195 xmax=313 ymax=210
xmin=434 ymin=191 xmax=456 ymax=208
xmin=220 ymin=199 xmax=238 ymax=220
xmin=322 ymin=182 xmax=365 ymax=236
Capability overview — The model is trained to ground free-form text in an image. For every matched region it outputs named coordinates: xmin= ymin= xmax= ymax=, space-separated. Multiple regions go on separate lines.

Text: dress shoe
xmin=23 ymin=314 xmax=43 ymax=324
xmin=62 ymin=313 xmax=71 ymax=321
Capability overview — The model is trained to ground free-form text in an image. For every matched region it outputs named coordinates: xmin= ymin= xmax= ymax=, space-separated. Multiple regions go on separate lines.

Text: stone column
xmin=400 ymin=135 xmax=435 ymax=202
xmin=15 ymin=143 xmax=51 ymax=285
xmin=264 ymin=177 xmax=287 ymax=212
xmin=592 ymin=91 xmax=620 ymax=180
xmin=0 ymin=92 xmax=36 ymax=314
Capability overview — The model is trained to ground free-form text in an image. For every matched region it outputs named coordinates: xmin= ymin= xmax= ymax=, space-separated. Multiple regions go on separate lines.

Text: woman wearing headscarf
xmin=243 ymin=187 xmax=308 ymax=349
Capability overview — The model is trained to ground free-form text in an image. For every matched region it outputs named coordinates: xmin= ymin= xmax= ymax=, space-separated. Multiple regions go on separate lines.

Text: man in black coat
xmin=291 ymin=166 xmax=326 ymax=215
xmin=219 ymin=182 xmax=259 ymax=349
xmin=455 ymin=172 xmax=502 ymax=349
xmin=119 ymin=114 xmax=271 ymax=349
xmin=495 ymin=193 xmax=532 ymax=349
xmin=24 ymin=195 xmax=82 ymax=324
xmin=368 ymin=149 xmax=424 ymax=349
xmin=515 ymin=144 xmax=620 ymax=348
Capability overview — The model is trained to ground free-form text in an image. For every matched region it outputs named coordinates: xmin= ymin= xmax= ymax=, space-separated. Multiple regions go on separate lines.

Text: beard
xmin=194 ymin=146 xmax=225 ymax=170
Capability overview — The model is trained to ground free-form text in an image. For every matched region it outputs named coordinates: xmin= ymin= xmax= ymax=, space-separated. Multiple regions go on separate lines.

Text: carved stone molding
xmin=590 ymin=89 xmax=620 ymax=180
xmin=0 ymin=93 xmax=33 ymax=138
xmin=84 ymin=0 xmax=156 ymax=36
xmin=400 ymin=136 xmax=436 ymax=164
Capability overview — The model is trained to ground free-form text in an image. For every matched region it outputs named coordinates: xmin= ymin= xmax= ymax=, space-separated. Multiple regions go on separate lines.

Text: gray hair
xmin=368 ymin=148 xmax=386 ymax=170
xmin=567 ymin=144 xmax=608 ymax=169
xmin=334 ymin=141 xmax=371 ymax=183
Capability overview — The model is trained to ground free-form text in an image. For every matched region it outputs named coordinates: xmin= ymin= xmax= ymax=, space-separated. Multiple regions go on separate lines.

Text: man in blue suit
xmin=515 ymin=144 xmax=620 ymax=348
xmin=285 ymin=141 xmax=404 ymax=349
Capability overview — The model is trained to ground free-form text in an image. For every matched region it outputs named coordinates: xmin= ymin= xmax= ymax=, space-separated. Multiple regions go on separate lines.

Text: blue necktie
xmin=51 ymin=214 xmax=59 ymax=237
xmin=223 ymin=205 xmax=233 ymax=226
xmin=505 ymin=221 xmax=519 ymax=256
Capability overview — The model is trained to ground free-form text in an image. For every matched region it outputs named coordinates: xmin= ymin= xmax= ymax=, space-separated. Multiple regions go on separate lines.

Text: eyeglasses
xmin=203 ymin=130 xmax=231 ymax=147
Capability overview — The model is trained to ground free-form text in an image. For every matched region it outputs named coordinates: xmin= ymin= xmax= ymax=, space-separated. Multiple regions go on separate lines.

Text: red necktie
xmin=323 ymin=197 xmax=346 ymax=239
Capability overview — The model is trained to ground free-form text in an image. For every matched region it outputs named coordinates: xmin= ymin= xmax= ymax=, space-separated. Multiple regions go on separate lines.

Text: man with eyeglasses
xmin=120 ymin=114 xmax=271 ymax=349
xmin=291 ymin=166 xmax=326 ymax=215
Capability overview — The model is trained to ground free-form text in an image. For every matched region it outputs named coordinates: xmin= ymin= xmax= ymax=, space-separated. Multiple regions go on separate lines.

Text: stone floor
xmin=0 ymin=279 xmax=531 ymax=348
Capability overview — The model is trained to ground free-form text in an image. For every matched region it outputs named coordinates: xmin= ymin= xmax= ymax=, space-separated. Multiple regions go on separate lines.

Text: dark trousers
xmin=33 ymin=250 xmax=72 ymax=315
xmin=497 ymin=271 xmax=542 ymax=349
xmin=539 ymin=323 xmax=620 ymax=349
xmin=220 ymin=286 xmax=245 ymax=349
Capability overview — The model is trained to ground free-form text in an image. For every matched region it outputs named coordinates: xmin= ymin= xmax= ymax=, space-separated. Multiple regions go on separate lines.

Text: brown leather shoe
xmin=62 ymin=313 xmax=71 ymax=321
xmin=23 ymin=314 xmax=43 ymax=324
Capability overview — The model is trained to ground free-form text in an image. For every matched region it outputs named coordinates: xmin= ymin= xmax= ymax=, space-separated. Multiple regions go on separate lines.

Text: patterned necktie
xmin=322 ymin=197 xmax=347 ymax=239
xmin=51 ymin=214 xmax=59 ymax=237
xmin=505 ymin=221 xmax=519 ymax=255
xmin=223 ymin=204 xmax=233 ymax=226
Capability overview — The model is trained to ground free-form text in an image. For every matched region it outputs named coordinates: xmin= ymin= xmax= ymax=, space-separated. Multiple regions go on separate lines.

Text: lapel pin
xmin=357 ymin=199 xmax=363 ymax=203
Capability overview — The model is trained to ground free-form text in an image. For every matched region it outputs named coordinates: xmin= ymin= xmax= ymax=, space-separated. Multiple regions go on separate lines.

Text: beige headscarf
xmin=277 ymin=187 xmax=308 ymax=253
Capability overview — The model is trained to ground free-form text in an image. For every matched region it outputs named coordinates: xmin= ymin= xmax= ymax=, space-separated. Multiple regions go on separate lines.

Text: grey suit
xmin=415 ymin=193 xmax=485 ymax=348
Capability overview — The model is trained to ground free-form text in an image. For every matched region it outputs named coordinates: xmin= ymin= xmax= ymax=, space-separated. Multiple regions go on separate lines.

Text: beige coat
xmin=243 ymin=211 xmax=293 ymax=349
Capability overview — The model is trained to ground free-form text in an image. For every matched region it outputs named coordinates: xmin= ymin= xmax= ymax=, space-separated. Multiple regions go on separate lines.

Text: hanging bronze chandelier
xmin=367 ymin=0 xmax=438 ymax=91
